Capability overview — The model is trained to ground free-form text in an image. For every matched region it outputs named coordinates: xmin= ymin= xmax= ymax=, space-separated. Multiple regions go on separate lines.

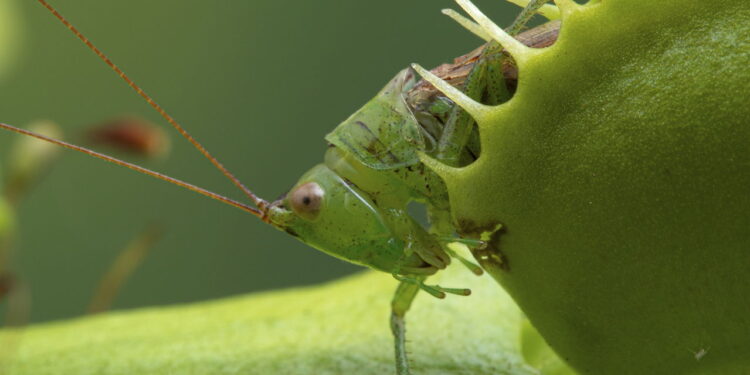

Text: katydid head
xmin=266 ymin=164 xmax=430 ymax=273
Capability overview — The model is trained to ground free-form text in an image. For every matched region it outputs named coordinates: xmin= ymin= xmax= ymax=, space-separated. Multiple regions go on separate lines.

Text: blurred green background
xmin=0 ymin=0 xmax=519 ymax=323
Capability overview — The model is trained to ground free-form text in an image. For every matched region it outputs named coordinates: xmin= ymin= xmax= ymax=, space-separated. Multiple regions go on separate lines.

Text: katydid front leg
xmin=388 ymin=208 xmax=451 ymax=271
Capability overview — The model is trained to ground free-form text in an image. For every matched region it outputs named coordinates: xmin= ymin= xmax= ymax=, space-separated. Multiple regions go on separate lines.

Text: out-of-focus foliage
xmin=0 ymin=0 xmax=22 ymax=80
xmin=0 ymin=190 xmax=11 ymax=240
xmin=4 ymin=121 xmax=63 ymax=206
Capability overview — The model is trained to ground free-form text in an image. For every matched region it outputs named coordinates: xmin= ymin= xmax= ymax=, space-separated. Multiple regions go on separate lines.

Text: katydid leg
xmin=393 ymin=274 xmax=471 ymax=298
xmin=435 ymin=44 xmax=510 ymax=167
xmin=434 ymin=56 xmax=489 ymax=167
xmin=391 ymin=279 xmax=421 ymax=375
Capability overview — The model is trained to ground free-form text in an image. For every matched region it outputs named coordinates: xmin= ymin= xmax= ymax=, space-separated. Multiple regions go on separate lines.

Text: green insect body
xmin=267 ymin=162 xmax=450 ymax=275
xmin=271 ymin=37 xmax=523 ymax=280
xmin=269 ymin=69 xmax=459 ymax=277
xmin=325 ymin=69 xmax=429 ymax=170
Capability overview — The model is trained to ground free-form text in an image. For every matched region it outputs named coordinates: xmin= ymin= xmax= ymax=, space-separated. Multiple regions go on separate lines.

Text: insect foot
xmin=393 ymin=274 xmax=471 ymax=299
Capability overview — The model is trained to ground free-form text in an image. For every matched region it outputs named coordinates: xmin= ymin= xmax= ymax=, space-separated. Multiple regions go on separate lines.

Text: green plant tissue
xmin=0 ymin=263 xmax=572 ymax=375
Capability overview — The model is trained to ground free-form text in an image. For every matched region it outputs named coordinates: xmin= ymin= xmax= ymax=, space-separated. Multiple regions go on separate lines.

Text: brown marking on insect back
xmin=354 ymin=121 xmax=388 ymax=157
xmin=336 ymin=137 xmax=368 ymax=160
xmin=354 ymin=121 xmax=401 ymax=164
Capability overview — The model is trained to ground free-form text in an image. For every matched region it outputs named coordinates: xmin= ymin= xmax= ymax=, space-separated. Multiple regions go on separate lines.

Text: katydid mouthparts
xmin=0 ymin=0 xmax=560 ymax=373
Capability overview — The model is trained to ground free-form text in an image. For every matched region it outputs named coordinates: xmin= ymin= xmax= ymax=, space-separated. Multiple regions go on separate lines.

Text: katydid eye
xmin=290 ymin=182 xmax=324 ymax=220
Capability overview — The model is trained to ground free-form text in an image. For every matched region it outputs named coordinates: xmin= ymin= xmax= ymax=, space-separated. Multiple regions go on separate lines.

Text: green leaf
xmin=0 ymin=263 xmax=572 ymax=374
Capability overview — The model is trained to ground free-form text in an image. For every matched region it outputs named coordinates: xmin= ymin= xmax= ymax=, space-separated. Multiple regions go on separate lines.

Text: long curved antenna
xmin=0 ymin=122 xmax=265 ymax=219
xmin=36 ymin=0 xmax=268 ymax=211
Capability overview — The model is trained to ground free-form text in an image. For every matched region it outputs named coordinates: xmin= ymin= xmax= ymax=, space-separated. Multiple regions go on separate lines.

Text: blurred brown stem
xmin=87 ymin=223 xmax=164 ymax=314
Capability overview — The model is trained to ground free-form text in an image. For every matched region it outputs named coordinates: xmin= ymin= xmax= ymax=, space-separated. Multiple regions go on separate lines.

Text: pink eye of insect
xmin=290 ymin=182 xmax=324 ymax=219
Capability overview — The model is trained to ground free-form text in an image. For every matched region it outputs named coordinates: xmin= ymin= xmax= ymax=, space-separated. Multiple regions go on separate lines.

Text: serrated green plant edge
xmin=428 ymin=0 xmax=749 ymax=374
xmin=0 ymin=263 xmax=573 ymax=375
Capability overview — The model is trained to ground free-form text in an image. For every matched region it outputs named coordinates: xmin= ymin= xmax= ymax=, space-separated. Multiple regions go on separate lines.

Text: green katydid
xmin=0 ymin=0 xmax=560 ymax=373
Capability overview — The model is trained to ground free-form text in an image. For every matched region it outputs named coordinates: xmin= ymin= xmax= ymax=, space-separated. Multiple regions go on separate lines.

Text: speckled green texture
xmin=0 ymin=263 xmax=573 ymax=375
xmin=430 ymin=0 xmax=749 ymax=374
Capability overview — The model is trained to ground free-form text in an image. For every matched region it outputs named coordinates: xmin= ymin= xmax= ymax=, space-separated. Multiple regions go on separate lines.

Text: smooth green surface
xmin=0 ymin=263 xmax=572 ymax=375
xmin=0 ymin=0 xmax=523 ymax=323
xmin=430 ymin=0 xmax=749 ymax=373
